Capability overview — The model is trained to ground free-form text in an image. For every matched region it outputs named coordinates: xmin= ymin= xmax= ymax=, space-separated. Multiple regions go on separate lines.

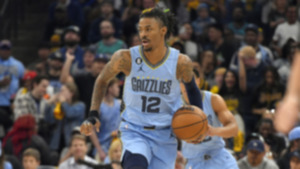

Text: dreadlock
xmin=140 ymin=7 xmax=176 ymax=39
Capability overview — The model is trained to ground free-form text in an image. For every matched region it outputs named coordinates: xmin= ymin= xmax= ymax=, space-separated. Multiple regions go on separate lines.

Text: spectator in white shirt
xmin=59 ymin=134 xmax=98 ymax=169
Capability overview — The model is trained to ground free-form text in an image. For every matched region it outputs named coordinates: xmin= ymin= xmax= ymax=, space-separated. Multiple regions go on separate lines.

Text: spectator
xmin=106 ymin=139 xmax=122 ymax=169
xmin=178 ymin=24 xmax=198 ymax=61
xmin=219 ymin=70 xmax=245 ymax=152
xmin=90 ymin=78 xmax=121 ymax=162
xmin=273 ymin=38 xmax=297 ymax=84
xmin=72 ymin=45 xmax=97 ymax=75
xmin=14 ymin=71 xmax=37 ymax=101
xmin=47 ymin=51 xmax=64 ymax=95
xmin=238 ymin=139 xmax=279 ymax=169
xmin=252 ymin=67 xmax=285 ymax=116
xmin=210 ymin=67 xmax=227 ymax=94
xmin=22 ymin=148 xmax=40 ymax=169
xmin=290 ymin=150 xmax=300 ymax=169
xmin=122 ymin=0 xmax=143 ymax=43
xmin=45 ymin=82 xmax=85 ymax=152
xmin=0 ymin=40 xmax=25 ymax=132
xmin=265 ymin=0 xmax=287 ymax=44
xmin=237 ymin=46 xmax=267 ymax=134
xmin=95 ymin=20 xmax=127 ymax=59
xmin=58 ymin=134 xmax=98 ymax=169
xmin=0 ymin=141 xmax=13 ymax=169
xmin=13 ymin=75 xmax=49 ymax=123
xmin=128 ymin=34 xmax=141 ymax=47
xmin=230 ymin=24 xmax=274 ymax=70
xmin=257 ymin=119 xmax=286 ymax=160
xmin=2 ymin=114 xmax=56 ymax=165
xmin=227 ymin=7 xmax=248 ymax=41
xmin=200 ymin=50 xmax=217 ymax=86
xmin=59 ymin=26 xmax=85 ymax=75
xmin=60 ymin=52 xmax=108 ymax=116
xmin=191 ymin=3 xmax=216 ymax=37
xmin=272 ymin=5 xmax=300 ymax=52
xmin=278 ymin=127 xmax=300 ymax=169
xmin=88 ymin=1 xmax=122 ymax=43
xmin=48 ymin=0 xmax=84 ymax=29
xmin=204 ymin=24 xmax=239 ymax=67
xmin=27 ymin=43 xmax=51 ymax=75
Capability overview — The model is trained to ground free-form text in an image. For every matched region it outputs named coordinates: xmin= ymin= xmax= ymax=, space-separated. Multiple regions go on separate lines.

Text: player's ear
xmin=160 ymin=26 xmax=167 ymax=37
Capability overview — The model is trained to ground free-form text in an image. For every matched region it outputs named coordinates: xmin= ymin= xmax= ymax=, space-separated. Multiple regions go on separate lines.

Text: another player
xmin=80 ymin=8 xmax=203 ymax=169
xmin=182 ymin=90 xmax=239 ymax=169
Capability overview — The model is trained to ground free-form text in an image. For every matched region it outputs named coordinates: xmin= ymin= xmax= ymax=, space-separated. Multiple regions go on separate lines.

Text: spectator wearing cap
xmin=290 ymin=150 xmax=300 ymax=169
xmin=13 ymin=75 xmax=49 ymax=123
xmin=204 ymin=23 xmax=239 ymax=68
xmin=27 ymin=43 xmax=51 ymax=75
xmin=47 ymin=51 xmax=64 ymax=95
xmin=59 ymin=26 xmax=85 ymax=75
xmin=60 ymin=52 xmax=107 ymax=116
xmin=238 ymin=139 xmax=279 ymax=169
xmin=191 ymin=3 xmax=216 ymax=37
xmin=230 ymin=24 xmax=273 ymax=71
xmin=48 ymin=0 xmax=84 ymax=29
xmin=0 ymin=141 xmax=13 ymax=169
xmin=88 ymin=1 xmax=122 ymax=43
xmin=272 ymin=5 xmax=300 ymax=53
xmin=226 ymin=7 xmax=248 ymax=41
xmin=0 ymin=40 xmax=25 ymax=132
xmin=278 ymin=127 xmax=300 ymax=169
xmin=14 ymin=71 xmax=38 ymax=100
xmin=95 ymin=20 xmax=127 ymax=59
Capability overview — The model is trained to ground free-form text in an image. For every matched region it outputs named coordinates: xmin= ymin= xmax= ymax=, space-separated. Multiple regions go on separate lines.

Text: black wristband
xmin=86 ymin=110 xmax=99 ymax=125
xmin=89 ymin=110 xmax=99 ymax=118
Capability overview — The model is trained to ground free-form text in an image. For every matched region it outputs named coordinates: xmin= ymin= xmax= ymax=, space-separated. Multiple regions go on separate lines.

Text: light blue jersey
xmin=121 ymin=45 xmax=182 ymax=127
xmin=182 ymin=91 xmax=238 ymax=169
xmin=120 ymin=46 xmax=181 ymax=169
xmin=97 ymin=99 xmax=121 ymax=153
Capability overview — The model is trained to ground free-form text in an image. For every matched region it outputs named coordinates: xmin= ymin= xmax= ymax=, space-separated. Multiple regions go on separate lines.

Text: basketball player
xmin=182 ymin=90 xmax=239 ymax=169
xmin=80 ymin=8 xmax=203 ymax=169
xmin=275 ymin=50 xmax=300 ymax=133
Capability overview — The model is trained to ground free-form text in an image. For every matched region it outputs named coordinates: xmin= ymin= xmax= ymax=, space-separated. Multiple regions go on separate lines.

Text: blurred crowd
xmin=1 ymin=0 xmax=300 ymax=168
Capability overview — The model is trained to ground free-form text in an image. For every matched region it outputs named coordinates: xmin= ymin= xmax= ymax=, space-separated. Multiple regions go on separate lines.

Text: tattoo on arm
xmin=176 ymin=54 xmax=194 ymax=83
xmin=90 ymin=50 xmax=131 ymax=111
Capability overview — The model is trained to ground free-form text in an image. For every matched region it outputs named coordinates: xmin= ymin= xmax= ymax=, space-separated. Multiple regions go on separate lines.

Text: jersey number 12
xmin=141 ymin=96 xmax=161 ymax=113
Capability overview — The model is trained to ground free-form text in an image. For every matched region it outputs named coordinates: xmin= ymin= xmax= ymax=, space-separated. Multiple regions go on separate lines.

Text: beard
xmin=102 ymin=33 xmax=113 ymax=40
xmin=65 ymin=40 xmax=79 ymax=48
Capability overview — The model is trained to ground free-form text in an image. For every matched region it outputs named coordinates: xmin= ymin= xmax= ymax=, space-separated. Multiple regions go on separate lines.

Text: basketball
xmin=172 ymin=105 xmax=208 ymax=141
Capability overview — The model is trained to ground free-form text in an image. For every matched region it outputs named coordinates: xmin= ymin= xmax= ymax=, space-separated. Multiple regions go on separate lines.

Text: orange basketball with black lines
xmin=172 ymin=105 xmax=208 ymax=141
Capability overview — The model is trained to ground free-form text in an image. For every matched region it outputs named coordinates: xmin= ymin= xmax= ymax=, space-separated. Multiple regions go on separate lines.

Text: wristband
xmin=87 ymin=110 xmax=99 ymax=125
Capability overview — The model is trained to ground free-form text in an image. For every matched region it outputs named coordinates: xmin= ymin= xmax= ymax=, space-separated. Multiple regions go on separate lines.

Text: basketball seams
xmin=172 ymin=118 xmax=207 ymax=129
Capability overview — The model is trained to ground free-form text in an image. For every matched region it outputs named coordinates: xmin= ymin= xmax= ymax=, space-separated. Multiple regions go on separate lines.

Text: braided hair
xmin=140 ymin=7 xmax=176 ymax=39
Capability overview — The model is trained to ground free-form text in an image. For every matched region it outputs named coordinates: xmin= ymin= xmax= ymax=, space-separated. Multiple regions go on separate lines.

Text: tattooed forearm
xmin=176 ymin=54 xmax=194 ymax=83
xmin=90 ymin=50 xmax=131 ymax=111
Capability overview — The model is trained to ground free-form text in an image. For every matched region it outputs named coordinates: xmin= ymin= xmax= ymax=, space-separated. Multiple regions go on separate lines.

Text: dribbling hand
xmin=80 ymin=118 xmax=101 ymax=136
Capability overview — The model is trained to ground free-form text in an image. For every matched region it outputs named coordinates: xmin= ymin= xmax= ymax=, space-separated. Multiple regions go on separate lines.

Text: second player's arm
xmin=177 ymin=54 xmax=203 ymax=109
xmin=209 ymin=94 xmax=238 ymax=138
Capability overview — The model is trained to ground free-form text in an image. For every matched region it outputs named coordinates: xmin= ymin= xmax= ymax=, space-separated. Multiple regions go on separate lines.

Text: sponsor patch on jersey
xmin=136 ymin=57 xmax=143 ymax=65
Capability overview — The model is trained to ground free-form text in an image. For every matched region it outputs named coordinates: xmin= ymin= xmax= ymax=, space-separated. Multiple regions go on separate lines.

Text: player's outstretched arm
xmin=80 ymin=50 xmax=131 ymax=136
xmin=275 ymin=50 xmax=300 ymax=133
xmin=209 ymin=94 xmax=238 ymax=138
xmin=177 ymin=54 xmax=203 ymax=109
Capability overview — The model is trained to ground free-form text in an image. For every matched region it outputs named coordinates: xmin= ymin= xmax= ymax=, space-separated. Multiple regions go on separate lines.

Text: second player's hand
xmin=80 ymin=119 xmax=101 ymax=136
